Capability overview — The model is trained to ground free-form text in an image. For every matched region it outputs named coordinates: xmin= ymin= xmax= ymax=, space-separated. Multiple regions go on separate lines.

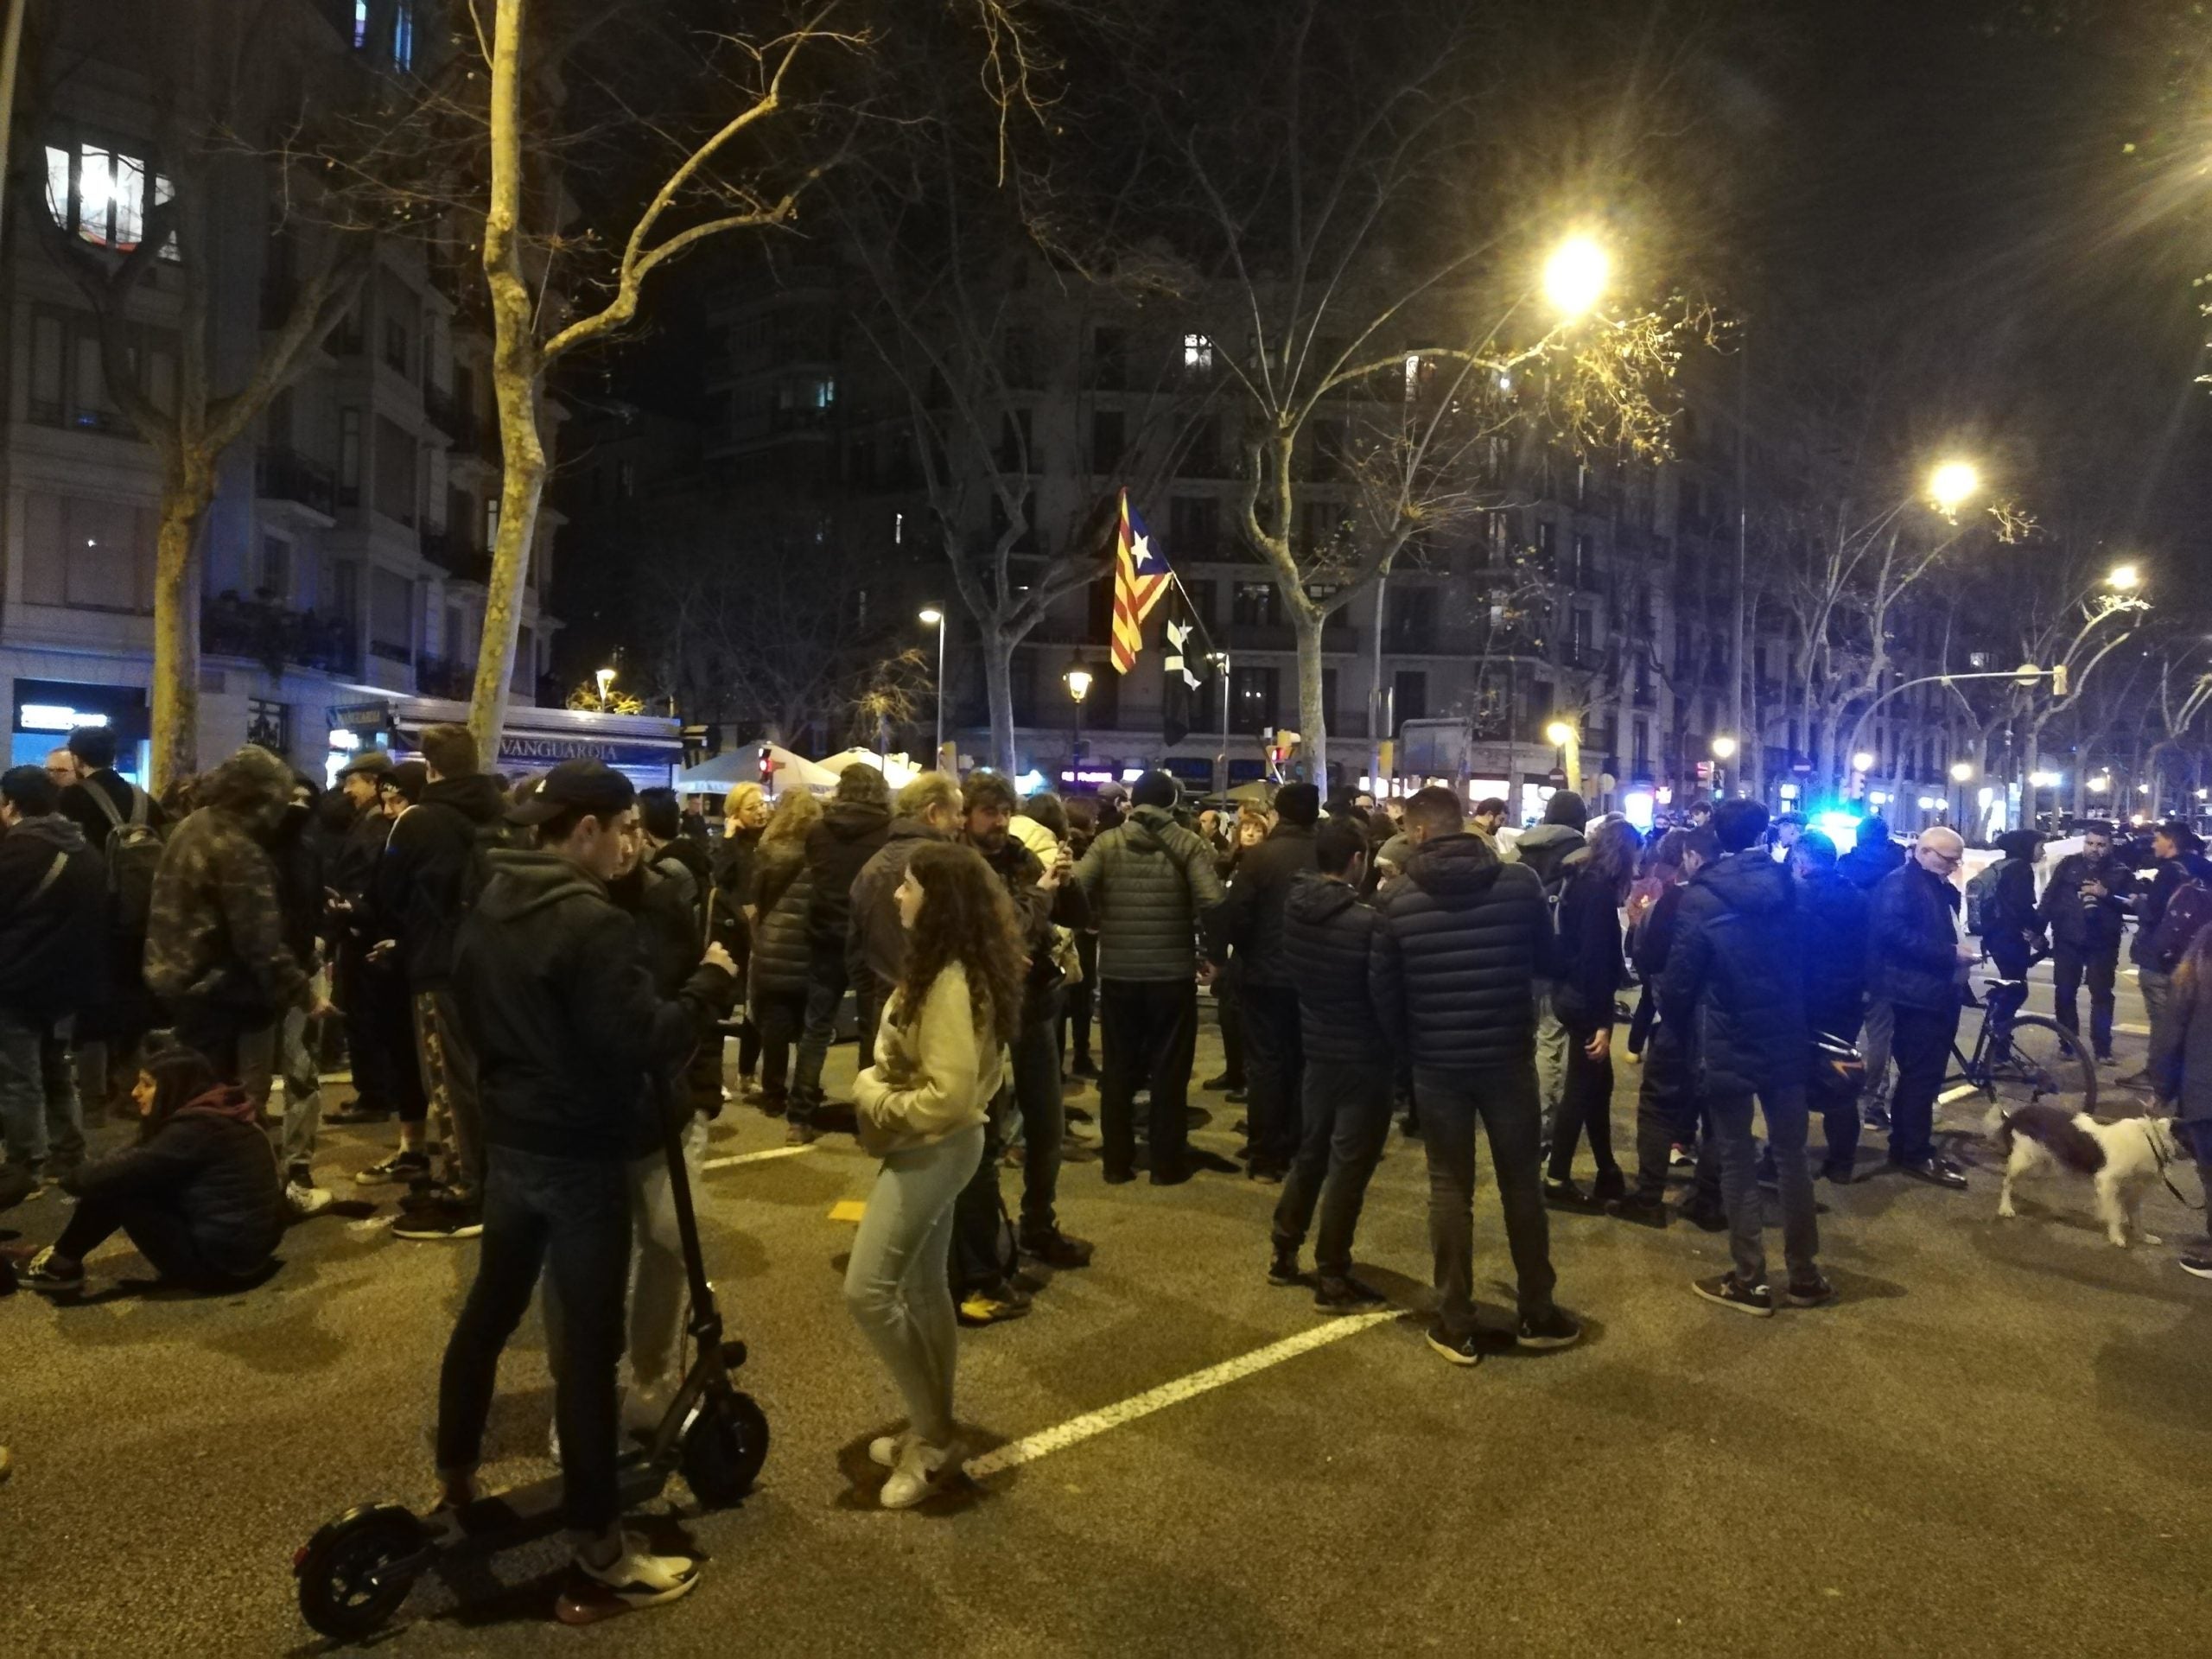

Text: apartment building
xmin=3 ymin=0 xmax=559 ymax=785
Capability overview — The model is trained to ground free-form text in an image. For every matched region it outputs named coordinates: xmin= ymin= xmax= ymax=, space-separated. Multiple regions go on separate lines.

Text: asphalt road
xmin=4 ymin=959 xmax=2208 ymax=1657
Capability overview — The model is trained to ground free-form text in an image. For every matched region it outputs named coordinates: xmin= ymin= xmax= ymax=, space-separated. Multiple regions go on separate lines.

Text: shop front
xmin=10 ymin=677 xmax=151 ymax=779
xmin=325 ymin=696 xmax=683 ymax=792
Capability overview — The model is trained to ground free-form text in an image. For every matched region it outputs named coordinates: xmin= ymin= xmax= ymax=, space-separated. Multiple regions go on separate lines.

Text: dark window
xmin=1185 ymin=578 xmax=1216 ymax=625
xmin=1091 ymin=327 xmax=1126 ymax=390
xmin=1090 ymin=410 xmax=1125 ymax=474
xmin=1392 ymin=670 xmax=1427 ymax=726
xmin=1169 ymin=495 xmax=1219 ymax=559
xmin=1230 ymin=664 xmax=1276 ymax=734
xmin=1232 ymin=582 xmax=1279 ymax=627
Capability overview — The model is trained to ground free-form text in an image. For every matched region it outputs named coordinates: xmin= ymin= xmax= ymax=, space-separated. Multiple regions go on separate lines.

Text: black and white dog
xmin=1985 ymin=1104 xmax=2183 ymax=1249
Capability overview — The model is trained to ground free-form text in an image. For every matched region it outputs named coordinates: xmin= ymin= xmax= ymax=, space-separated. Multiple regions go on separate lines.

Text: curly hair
xmin=760 ymin=787 xmax=823 ymax=849
xmin=895 ymin=841 xmax=1025 ymax=1050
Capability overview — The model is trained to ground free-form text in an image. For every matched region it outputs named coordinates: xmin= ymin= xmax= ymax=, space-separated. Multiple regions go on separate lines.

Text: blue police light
xmin=1815 ymin=810 xmax=1862 ymax=848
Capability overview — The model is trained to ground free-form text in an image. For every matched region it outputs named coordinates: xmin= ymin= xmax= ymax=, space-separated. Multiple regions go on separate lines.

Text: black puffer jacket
xmin=65 ymin=1095 xmax=283 ymax=1279
xmin=1796 ymin=866 xmax=1869 ymax=1039
xmin=1658 ymin=849 xmax=1808 ymax=1095
xmin=1552 ymin=863 xmax=1624 ymax=1033
xmin=2039 ymin=851 xmax=2131 ymax=953
xmin=0 ymin=813 xmax=109 ymax=1018
xmin=803 ymin=801 xmax=892 ymax=957
xmin=381 ymin=772 xmax=509 ymax=988
xmin=1370 ymin=832 xmax=1551 ymax=1071
xmin=1205 ymin=822 xmax=1318 ymax=987
xmin=1866 ymin=862 xmax=1964 ymax=1012
xmin=748 ymin=839 xmax=814 ymax=1001
xmin=1837 ymin=836 xmax=1904 ymax=893
xmin=1071 ymin=804 xmax=1225 ymax=982
xmin=1282 ymin=872 xmax=1385 ymax=1063
xmin=2132 ymin=850 xmax=2212 ymax=968
xmin=452 ymin=849 xmax=735 ymax=1160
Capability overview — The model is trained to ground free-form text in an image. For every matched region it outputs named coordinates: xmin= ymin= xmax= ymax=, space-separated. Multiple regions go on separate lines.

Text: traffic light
xmin=2050 ymin=664 xmax=2069 ymax=698
xmin=757 ymin=745 xmax=774 ymax=794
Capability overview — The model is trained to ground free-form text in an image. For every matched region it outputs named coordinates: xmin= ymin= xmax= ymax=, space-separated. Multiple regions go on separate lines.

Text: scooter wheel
xmin=296 ymin=1505 xmax=424 ymax=1640
xmin=682 ymin=1390 xmax=770 ymax=1506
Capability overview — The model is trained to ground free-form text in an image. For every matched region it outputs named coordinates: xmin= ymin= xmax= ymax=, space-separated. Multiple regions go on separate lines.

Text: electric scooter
xmin=293 ymin=1095 xmax=769 ymax=1640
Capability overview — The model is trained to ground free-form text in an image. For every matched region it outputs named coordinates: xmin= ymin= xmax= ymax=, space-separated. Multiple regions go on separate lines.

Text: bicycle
xmin=1948 ymin=972 xmax=2098 ymax=1117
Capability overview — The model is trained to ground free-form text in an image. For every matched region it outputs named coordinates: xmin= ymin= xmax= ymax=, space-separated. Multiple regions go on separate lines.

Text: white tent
xmin=817 ymin=748 xmax=921 ymax=791
xmin=676 ymin=744 xmax=836 ymax=798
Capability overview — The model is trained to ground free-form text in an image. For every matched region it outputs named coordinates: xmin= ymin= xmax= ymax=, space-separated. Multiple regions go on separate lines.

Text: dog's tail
xmin=1987 ymin=1102 xmax=2107 ymax=1173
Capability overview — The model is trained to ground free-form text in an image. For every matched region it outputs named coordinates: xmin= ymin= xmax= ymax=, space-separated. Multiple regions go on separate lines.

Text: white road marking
xmin=1937 ymin=1084 xmax=1980 ymax=1105
xmin=966 ymin=1312 xmax=1395 ymax=1480
xmin=702 ymin=1145 xmax=817 ymax=1171
xmin=2114 ymin=1024 xmax=2150 ymax=1037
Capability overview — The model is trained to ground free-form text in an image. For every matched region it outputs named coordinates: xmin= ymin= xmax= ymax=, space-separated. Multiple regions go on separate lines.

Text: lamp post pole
xmin=1065 ymin=664 xmax=1092 ymax=785
xmin=919 ymin=608 xmax=946 ymax=767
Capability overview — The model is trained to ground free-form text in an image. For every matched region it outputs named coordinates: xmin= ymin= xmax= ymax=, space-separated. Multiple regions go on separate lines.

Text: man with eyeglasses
xmin=42 ymin=750 xmax=82 ymax=790
xmin=1866 ymin=825 xmax=1976 ymax=1188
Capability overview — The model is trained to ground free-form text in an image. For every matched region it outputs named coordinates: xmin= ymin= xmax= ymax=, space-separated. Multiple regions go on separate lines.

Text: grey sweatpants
xmin=1710 ymin=1086 xmax=1820 ymax=1291
xmin=240 ymin=1000 xmax=322 ymax=1178
xmin=1534 ymin=982 xmax=1568 ymax=1138
xmin=844 ymin=1124 xmax=986 ymax=1446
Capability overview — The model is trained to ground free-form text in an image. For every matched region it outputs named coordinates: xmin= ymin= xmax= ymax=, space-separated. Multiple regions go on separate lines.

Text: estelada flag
xmin=1110 ymin=489 xmax=1171 ymax=674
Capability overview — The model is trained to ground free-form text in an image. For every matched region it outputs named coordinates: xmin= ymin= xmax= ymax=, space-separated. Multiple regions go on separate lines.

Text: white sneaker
xmin=880 ymin=1437 xmax=958 ymax=1509
xmin=868 ymin=1434 xmax=904 ymax=1470
xmin=284 ymin=1180 xmax=334 ymax=1219
xmin=559 ymin=1532 xmax=701 ymax=1622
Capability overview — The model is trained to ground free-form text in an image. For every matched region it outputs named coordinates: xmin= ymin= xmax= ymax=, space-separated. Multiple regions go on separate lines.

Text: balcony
xmin=416 ymin=654 xmax=474 ymax=699
xmin=419 ymin=527 xmax=448 ymax=565
xmin=202 ymin=591 xmax=358 ymax=677
xmin=256 ymin=447 xmax=337 ymax=518
xmin=369 ymin=636 xmax=414 ymax=665
xmin=424 ymin=382 xmax=461 ymax=438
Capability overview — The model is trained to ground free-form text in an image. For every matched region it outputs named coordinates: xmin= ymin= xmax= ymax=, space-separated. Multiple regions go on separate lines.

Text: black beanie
xmin=1131 ymin=770 xmax=1179 ymax=810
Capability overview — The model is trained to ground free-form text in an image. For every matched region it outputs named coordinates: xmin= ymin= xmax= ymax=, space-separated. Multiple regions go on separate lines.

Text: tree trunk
xmin=982 ymin=626 xmax=1017 ymax=774
xmin=1294 ymin=609 xmax=1327 ymax=781
xmin=149 ymin=459 xmax=215 ymax=791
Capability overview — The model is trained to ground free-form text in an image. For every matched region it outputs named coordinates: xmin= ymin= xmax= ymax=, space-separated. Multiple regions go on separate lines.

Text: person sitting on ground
xmin=849 ymin=841 xmax=1022 ymax=1509
xmin=22 ymin=1046 xmax=285 ymax=1297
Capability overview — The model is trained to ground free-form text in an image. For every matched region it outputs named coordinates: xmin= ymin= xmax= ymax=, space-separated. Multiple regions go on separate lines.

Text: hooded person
xmin=788 ymin=763 xmax=894 ymax=1140
xmin=369 ymin=723 xmax=511 ymax=1239
xmin=1370 ymin=786 xmax=1580 ymax=1365
xmin=1977 ymin=829 xmax=2044 ymax=982
xmin=1660 ymin=798 xmax=1827 ymax=1315
xmin=1508 ymin=788 xmax=1588 ymax=1134
xmin=143 ymin=744 xmax=314 ymax=1082
xmin=1071 ymin=770 xmax=1226 ymax=1185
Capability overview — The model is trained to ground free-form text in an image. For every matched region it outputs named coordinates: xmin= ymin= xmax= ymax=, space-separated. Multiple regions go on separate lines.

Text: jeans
xmin=543 ymin=1115 xmax=709 ymax=1402
xmin=1709 ymin=1086 xmax=1820 ymax=1289
xmin=1272 ymin=1058 xmax=1392 ymax=1278
xmin=239 ymin=1001 xmax=322 ymax=1178
xmin=54 ymin=1191 xmax=238 ymax=1286
xmin=1861 ymin=999 xmax=1895 ymax=1105
xmin=844 ymin=1124 xmax=985 ymax=1446
xmin=415 ymin=989 xmax=483 ymax=1192
xmin=1533 ymin=982 xmax=1568 ymax=1139
xmin=1548 ymin=1023 xmax=1620 ymax=1185
xmin=1630 ymin=1027 xmax=1709 ymax=1203
xmin=437 ymin=1145 xmax=633 ymax=1536
xmin=2050 ymin=944 xmax=2118 ymax=1058
xmin=1212 ymin=967 xmax=1245 ymax=1088
xmin=753 ymin=988 xmax=807 ymax=1103
xmin=1098 ymin=979 xmax=1198 ymax=1179
xmin=1887 ymin=1001 xmax=1961 ymax=1166
xmin=953 ymin=1000 xmax=1070 ymax=1281
xmin=792 ymin=952 xmax=880 ymax=1121
xmin=0 ymin=1007 xmax=84 ymax=1175
xmin=1986 ymin=931 xmax=2033 ymax=983
xmin=1239 ymin=982 xmax=1303 ymax=1173
xmin=2141 ymin=967 xmax=2175 ymax=1071
xmin=336 ymin=942 xmax=404 ymax=1116
xmin=1413 ymin=1061 xmax=1558 ymax=1337
xmin=1061 ymin=933 xmax=1097 ymax=1067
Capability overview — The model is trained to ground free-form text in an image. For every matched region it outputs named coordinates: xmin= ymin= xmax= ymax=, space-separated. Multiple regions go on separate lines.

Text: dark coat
xmin=379 ymin=772 xmax=509 ymax=989
xmin=1205 ymin=821 xmax=1318 ymax=988
xmin=58 ymin=769 xmax=165 ymax=861
xmin=144 ymin=752 xmax=308 ymax=1021
xmin=1282 ymin=871 xmax=1386 ymax=1064
xmin=1866 ymin=861 xmax=1965 ymax=1012
xmin=1510 ymin=823 xmax=1586 ymax=891
xmin=1370 ymin=832 xmax=1551 ymax=1071
xmin=610 ymin=856 xmax=721 ymax=1120
xmin=1071 ymin=804 xmax=1225 ymax=982
xmin=1796 ymin=866 xmax=1869 ymax=1039
xmin=64 ymin=1098 xmax=283 ymax=1278
xmin=451 ymin=849 xmax=735 ymax=1161
xmin=0 ymin=813 xmax=109 ymax=1018
xmin=266 ymin=803 xmax=327 ymax=974
xmin=974 ymin=833 xmax=1089 ymax=1020
xmin=849 ymin=818 xmax=953 ymax=989
xmin=1837 ymin=835 xmax=1904 ymax=893
xmin=803 ymin=801 xmax=892 ymax=957
xmin=2039 ymin=850 xmax=2131 ymax=954
xmin=2132 ymin=850 xmax=2212 ymax=968
xmin=1552 ymin=863 xmax=1625 ymax=1033
xmin=1658 ymin=848 xmax=1808 ymax=1095
xmin=748 ymin=838 xmax=814 ymax=1001
xmin=2151 ymin=948 xmax=2212 ymax=1122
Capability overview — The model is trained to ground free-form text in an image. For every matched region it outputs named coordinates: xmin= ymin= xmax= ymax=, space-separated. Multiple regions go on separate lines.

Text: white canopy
xmin=817 ymin=748 xmax=921 ymax=791
xmin=676 ymin=743 xmax=836 ymax=797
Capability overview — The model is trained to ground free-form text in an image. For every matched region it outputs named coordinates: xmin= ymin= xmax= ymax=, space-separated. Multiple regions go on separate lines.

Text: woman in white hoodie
xmin=847 ymin=840 xmax=1026 ymax=1507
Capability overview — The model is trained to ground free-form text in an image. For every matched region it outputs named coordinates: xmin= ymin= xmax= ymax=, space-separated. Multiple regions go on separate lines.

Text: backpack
xmin=1964 ymin=861 xmax=2005 ymax=938
xmin=2148 ymin=879 xmax=2212 ymax=973
xmin=85 ymin=783 xmax=162 ymax=938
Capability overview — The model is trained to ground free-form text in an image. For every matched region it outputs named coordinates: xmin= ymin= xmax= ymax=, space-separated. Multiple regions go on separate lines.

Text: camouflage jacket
xmin=143 ymin=804 xmax=309 ymax=1016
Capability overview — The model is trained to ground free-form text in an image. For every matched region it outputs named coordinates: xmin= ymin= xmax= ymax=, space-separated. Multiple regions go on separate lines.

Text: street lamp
xmin=2108 ymin=563 xmax=2141 ymax=592
xmin=1852 ymin=750 xmax=1875 ymax=772
xmin=2030 ymin=770 xmax=2062 ymax=789
xmin=1542 ymin=235 xmax=1609 ymax=320
xmin=1710 ymin=734 xmax=1738 ymax=760
xmin=1949 ymin=760 xmax=1974 ymax=783
xmin=1709 ymin=733 xmax=1738 ymax=799
xmin=2088 ymin=774 xmax=2110 ymax=794
xmin=1929 ymin=461 xmax=1980 ymax=514
xmin=594 ymin=665 xmax=615 ymax=709
xmin=918 ymin=607 xmax=946 ymax=768
xmin=1064 ymin=664 xmax=1092 ymax=777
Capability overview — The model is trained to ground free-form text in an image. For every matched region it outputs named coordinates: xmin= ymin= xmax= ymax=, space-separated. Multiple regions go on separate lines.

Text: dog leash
xmin=2148 ymin=1122 xmax=2205 ymax=1211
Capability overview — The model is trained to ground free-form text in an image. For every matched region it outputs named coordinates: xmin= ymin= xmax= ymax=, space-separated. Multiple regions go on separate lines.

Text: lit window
xmin=353 ymin=0 xmax=370 ymax=48
xmin=392 ymin=1 xmax=416 ymax=70
xmin=485 ymin=496 xmax=501 ymax=547
xmin=45 ymin=141 xmax=170 ymax=257
xmin=43 ymin=145 xmax=68 ymax=224
xmin=1183 ymin=333 xmax=1213 ymax=374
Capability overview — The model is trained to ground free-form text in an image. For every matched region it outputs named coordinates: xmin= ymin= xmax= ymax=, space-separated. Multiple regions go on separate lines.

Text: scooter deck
xmin=435 ymin=1453 xmax=671 ymax=1554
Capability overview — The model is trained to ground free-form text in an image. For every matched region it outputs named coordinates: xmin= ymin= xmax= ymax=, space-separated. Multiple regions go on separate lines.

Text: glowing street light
xmin=1710 ymin=734 xmax=1738 ymax=760
xmin=2088 ymin=775 xmax=2110 ymax=793
xmin=919 ymin=608 xmax=947 ymax=764
xmin=1545 ymin=720 xmax=1575 ymax=748
xmin=1948 ymin=760 xmax=1975 ymax=782
xmin=593 ymin=665 xmax=615 ymax=709
xmin=1929 ymin=461 xmax=1980 ymax=514
xmin=1542 ymin=235 xmax=1610 ymax=320
xmin=2030 ymin=770 xmax=2063 ymax=789
xmin=1851 ymin=750 xmax=1876 ymax=772
xmin=1063 ymin=664 xmax=1093 ymax=776
xmin=2107 ymin=563 xmax=2141 ymax=592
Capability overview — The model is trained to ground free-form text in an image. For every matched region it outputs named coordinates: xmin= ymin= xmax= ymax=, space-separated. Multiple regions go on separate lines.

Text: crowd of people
xmin=4 ymin=723 xmax=2209 ymax=1619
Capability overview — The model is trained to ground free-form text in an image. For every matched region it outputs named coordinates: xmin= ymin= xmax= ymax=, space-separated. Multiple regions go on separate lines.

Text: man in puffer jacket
xmin=1071 ymin=770 xmax=1224 ymax=1185
xmin=1790 ymin=831 xmax=1869 ymax=1184
xmin=790 ymin=764 xmax=893 ymax=1135
xmin=143 ymin=745 xmax=313 ymax=1080
xmin=1370 ymin=786 xmax=1579 ymax=1366
xmin=1507 ymin=788 xmax=1588 ymax=1134
xmin=1662 ymin=799 xmax=1825 ymax=1316
xmin=1866 ymin=823 xmax=1977 ymax=1190
xmin=1272 ymin=820 xmax=1391 ymax=1311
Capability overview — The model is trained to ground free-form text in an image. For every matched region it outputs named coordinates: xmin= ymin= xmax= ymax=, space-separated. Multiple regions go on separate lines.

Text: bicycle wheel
xmin=1986 ymin=1014 xmax=2098 ymax=1117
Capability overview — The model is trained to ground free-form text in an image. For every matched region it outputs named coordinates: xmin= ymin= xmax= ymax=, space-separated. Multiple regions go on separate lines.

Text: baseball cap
xmin=335 ymin=749 xmax=395 ymax=781
xmin=505 ymin=758 xmax=636 ymax=826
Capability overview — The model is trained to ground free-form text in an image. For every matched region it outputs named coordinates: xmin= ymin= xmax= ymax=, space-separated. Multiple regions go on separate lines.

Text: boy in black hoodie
xmin=435 ymin=760 xmax=735 ymax=1620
